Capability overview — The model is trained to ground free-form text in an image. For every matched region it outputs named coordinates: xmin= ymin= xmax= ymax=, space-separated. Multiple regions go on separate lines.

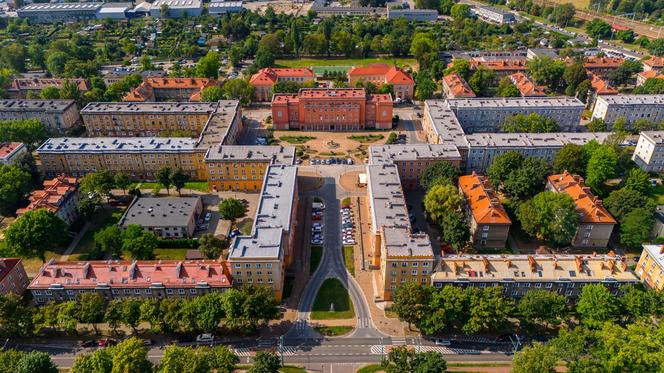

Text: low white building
xmin=209 ymin=0 xmax=243 ymax=15
xmin=472 ymin=5 xmax=516 ymax=25
xmin=148 ymin=0 xmax=202 ymax=18
xmin=633 ymin=131 xmax=664 ymax=173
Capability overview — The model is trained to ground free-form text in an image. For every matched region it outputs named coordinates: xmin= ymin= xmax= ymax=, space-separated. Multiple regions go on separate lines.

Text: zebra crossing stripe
xmin=369 ymin=345 xmax=485 ymax=355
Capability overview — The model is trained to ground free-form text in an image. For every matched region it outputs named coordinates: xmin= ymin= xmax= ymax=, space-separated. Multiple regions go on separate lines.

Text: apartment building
xmin=123 ymin=78 xmax=217 ymax=102
xmin=0 ymin=99 xmax=80 ymax=134
xmin=633 ymin=131 xmax=664 ymax=173
xmin=592 ymin=94 xmax=664 ymax=126
xmin=228 ymin=165 xmax=299 ymax=301
xmin=546 ymin=172 xmax=616 ymax=248
xmin=471 ymin=5 xmax=516 ymax=24
xmin=447 ymin=97 xmax=584 ymax=133
xmin=442 ymin=74 xmax=476 ymax=99
xmin=366 ymin=164 xmax=434 ymax=300
xmin=0 ymin=142 xmax=27 ymax=165
xmin=0 ymin=259 xmax=29 ymax=296
xmin=469 ymin=60 xmax=528 ymax=81
xmin=368 ymin=144 xmax=461 ymax=188
xmin=16 ymin=175 xmax=81 ymax=225
xmin=81 ymin=102 xmax=218 ymax=137
xmin=272 ymin=89 xmax=393 ymax=131
xmin=636 ymin=70 xmax=664 ymax=86
xmin=250 ymin=68 xmax=315 ymax=102
xmin=148 ymin=0 xmax=203 ymax=17
xmin=347 ymin=64 xmax=415 ymax=100
xmin=583 ymin=56 xmax=624 ymax=78
xmin=208 ymin=0 xmax=244 ymax=15
xmin=118 ymin=197 xmax=203 ymax=238
xmin=37 ymin=137 xmax=206 ymax=180
xmin=589 ymin=73 xmax=618 ymax=96
xmin=195 ymin=100 xmax=244 ymax=149
xmin=643 ymin=56 xmax=664 ymax=72
xmin=29 ymin=259 xmax=232 ymax=304
xmin=8 ymin=78 xmax=91 ymax=99
xmin=432 ymin=253 xmax=638 ymax=300
xmin=205 ymin=145 xmax=295 ymax=191
xmin=386 ymin=7 xmax=437 ymax=21
xmin=459 ymin=173 xmax=511 ymax=248
xmin=636 ymin=244 xmax=664 ymax=290
xmin=17 ymin=2 xmax=103 ymax=23
xmin=509 ymin=72 xmax=547 ymax=97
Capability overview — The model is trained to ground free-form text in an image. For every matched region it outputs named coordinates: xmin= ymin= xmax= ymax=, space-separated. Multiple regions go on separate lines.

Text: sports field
xmin=276 ymin=57 xmax=418 ymax=69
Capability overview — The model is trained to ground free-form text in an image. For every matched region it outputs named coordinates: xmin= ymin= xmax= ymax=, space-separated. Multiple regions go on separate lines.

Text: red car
xmin=98 ymin=338 xmax=118 ymax=347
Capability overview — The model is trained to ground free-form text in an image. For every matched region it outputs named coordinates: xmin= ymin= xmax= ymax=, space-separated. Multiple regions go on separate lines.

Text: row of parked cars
xmin=310 ymin=158 xmax=354 ymax=165
xmin=341 ymin=206 xmax=356 ymax=246
xmin=311 ymin=202 xmax=325 ymax=246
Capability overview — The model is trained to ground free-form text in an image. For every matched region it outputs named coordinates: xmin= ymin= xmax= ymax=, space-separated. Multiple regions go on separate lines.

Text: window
xmin=34 ymin=290 xmax=41 ymax=296
xmin=166 ymin=289 xmax=173 ymax=294
xmin=535 ymin=283 xmax=542 ymax=288
xmin=134 ymin=289 xmax=141 ymax=294
xmin=483 ymin=226 xmax=489 ymax=231
xmin=545 ymin=283 xmax=553 ymax=289
xmin=190 ymin=289 xmax=197 ymax=294
xmin=45 ymin=290 xmax=52 ymax=295
xmin=112 ymin=289 xmax=119 ymax=295
xmin=178 ymin=289 xmax=185 ymax=295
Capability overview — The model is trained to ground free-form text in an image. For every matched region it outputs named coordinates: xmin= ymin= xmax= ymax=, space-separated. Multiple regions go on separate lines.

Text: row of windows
xmin=233 ymin=263 xmax=273 ymax=269
xmin=390 ymin=270 xmax=430 ymax=276
xmin=390 ymin=262 xmax=431 ymax=268
xmin=34 ymin=287 xmax=214 ymax=296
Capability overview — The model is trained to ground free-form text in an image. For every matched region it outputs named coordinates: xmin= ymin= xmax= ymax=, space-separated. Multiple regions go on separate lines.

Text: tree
xmin=517 ymin=191 xmax=578 ymax=247
xmin=553 ymin=144 xmax=587 ymax=175
xmin=198 ymin=233 xmax=225 ymax=259
xmin=105 ymin=300 xmax=123 ymax=334
xmin=110 ymin=337 xmax=152 ymax=373
xmin=511 ymin=343 xmax=557 ymax=373
xmin=70 ymin=349 xmax=112 ymax=373
xmin=410 ymin=33 xmax=436 ymax=67
xmin=552 ymin=3 xmax=575 ymax=26
xmin=222 ymin=285 xmax=279 ymax=331
xmin=121 ymin=298 xmax=143 ymax=334
xmin=463 ymin=287 xmax=512 ymax=334
xmin=445 ymin=59 xmax=471 ymax=80
xmin=223 ymin=79 xmax=254 ymax=106
xmin=414 ymin=71 xmax=436 ymax=100
xmin=450 ymin=3 xmax=471 ymax=19
xmin=59 ymin=80 xmax=81 ymax=103
xmin=77 ymin=293 xmax=105 ymax=335
xmin=585 ymin=145 xmax=618 ymax=194
xmin=620 ymin=285 xmax=659 ymax=320
xmin=0 ymin=119 xmax=48 ymax=147
xmin=440 ymin=211 xmax=470 ymax=252
xmin=139 ymin=55 xmax=155 ymax=71
xmin=94 ymin=225 xmax=123 ymax=257
xmin=419 ymin=161 xmax=461 ymax=190
xmin=170 ymin=168 xmax=189 ymax=196
xmin=468 ymin=68 xmax=494 ymax=96
xmin=419 ymin=285 xmax=467 ymax=335
xmin=200 ymin=86 xmax=225 ymax=102
xmin=586 ymin=118 xmax=607 ymax=132
xmin=415 ymin=0 xmax=440 ymax=9
xmin=196 ymin=51 xmax=220 ymax=79
xmin=209 ymin=346 xmax=240 ymax=373
xmin=159 ymin=346 xmax=200 ymax=373
xmin=80 ymin=171 xmax=114 ymax=201
xmin=586 ymin=18 xmax=612 ymax=39
xmin=219 ymin=198 xmax=245 ymax=221
xmin=487 ymin=151 xmax=525 ymax=187
xmin=77 ymin=194 xmax=102 ymax=221
xmin=623 ymin=168 xmax=651 ymax=195
xmin=114 ymin=173 xmax=131 ymax=195
xmin=517 ymin=290 xmax=567 ymax=327
xmin=648 ymin=38 xmax=664 ymax=56
xmin=121 ymin=226 xmax=157 ymax=260
xmin=576 ymin=284 xmax=620 ymax=329
xmin=502 ymin=113 xmax=559 ymax=133
xmin=15 ymin=352 xmax=57 ymax=373
xmin=249 ymin=352 xmax=281 ymax=373
xmin=609 ymin=60 xmax=643 ymax=85
xmin=156 ymin=167 xmax=172 ymax=195
xmin=5 ymin=209 xmax=67 ymax=262
xmin=185 ymin=292 xmax=225 ymax=333
xmin=46 ymin=51 xmax=69 ymax=77
xmin=605 ymin=188 xmax=653 ymax=222
xmin=40 ymin=86 xmax=60 ymax=99
xmin=620 ymin=207 xmax=655 ymax=247
xmin=1 ymin=43 xmax=26 ymax=72
xmin=0 ymin=165 xmax=31 ymax=216
xmin=496 ymin=77 xmax=520 ymax=97
xmin=563 ymin=60 xmax=588 ymax=93
xmin=0 ymin=294 xmax=34 ymax=337
xmin=633 ymin=77 xmax=664 ymax=94
xmin=391 ymin=282 xmax=427 ymax=330
xmin=424 ymin=184 xmax=463 ymax=224
xmin=289 ymin=19 xmax=302 ymax=58
xmin=502 ymin=157 xmax=551 ymax=199
xmin=0 ymin=350 xmax=27 ymax=373
xmin=254 ymin=45 xmax=275 ymax=70
xmin=527 ymin=57 xmax=565 ymax=91
xmin=382 ymin=346 xmax=447 ymax=373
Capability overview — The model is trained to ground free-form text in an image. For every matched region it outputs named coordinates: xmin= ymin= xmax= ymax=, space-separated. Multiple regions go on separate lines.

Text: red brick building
xmin=271 ymin=88 xmax=393 ymax=131
xmin=0 ymin=258 xmax=29 ymax=295
xmin=250 ymin=68 xmax=316 ymax=102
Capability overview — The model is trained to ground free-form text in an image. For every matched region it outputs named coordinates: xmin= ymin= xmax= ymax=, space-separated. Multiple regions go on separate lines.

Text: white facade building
xmin=592 ymin=95 xmax=664 ymax=126
xmin=633 ymin=131 xmax=664 ymax=173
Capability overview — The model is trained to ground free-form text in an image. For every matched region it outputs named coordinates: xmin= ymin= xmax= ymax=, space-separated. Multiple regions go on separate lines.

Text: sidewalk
xmin=60 ymin=222 xmax=90 ymax=261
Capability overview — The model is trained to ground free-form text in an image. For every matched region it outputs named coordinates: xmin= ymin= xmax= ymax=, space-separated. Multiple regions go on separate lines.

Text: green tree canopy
xmin=195 ymin=51 xmax=221 ymax=79
xmin=5 ymin=209 xmax=67 ymax=262
xmin=576 ymin=284 xmax=621 ymax=329
xmin=249 ymin=351 xmax=280 ymax=373
xmin=517 ymin=191 xmax=579 ymax=247
xmin=219 ymin=198 xmax=245 ymax=221
xmin=553 ymin=144 xmax=587 ymax=175
xmin=424 ymin=184 xmax=463 ymax=224
xmin=419 ymin=161 xmax=461 ymax=190
xmin=392 ymin=282 xmax=428 ymax=330
xmin=200 ymin=86 xmax=225 ymax=102
xmin=0 ymin=165 xmax=31 ymax=216
xmin=502 ymin=113 xmax=560 ymax=133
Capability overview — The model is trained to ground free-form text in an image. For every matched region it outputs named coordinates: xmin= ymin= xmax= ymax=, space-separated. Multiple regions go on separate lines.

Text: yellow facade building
xmin=636 ymin=245 xmax=664 ymax=290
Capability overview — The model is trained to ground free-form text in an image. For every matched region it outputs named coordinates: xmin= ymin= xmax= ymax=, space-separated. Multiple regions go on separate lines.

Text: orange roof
xmin=0 ymin=142 xmax=24 ymax=159
xmin=272 ymin=88 xmax=391 ymax=104
xmin=589 ymin=73 xmax=618 ymax=95
xmin=443 ymin=73 xmax=476 ymax=98
xmin=349 ymin=64 xmax=414 ymax=85
xmin=583 ymin=56 xmax=624 ymax=69
xmin=643 ymin=57 xmax=664 ymax=69
xmin=547 ymin=172 xmax=616 ymax=224
xmin=509 ymin=72 xmax=547 ymax=97
xmin=459 ymin=173 xmax=511 ymax=225
xmin=29 ymin=260 xmax=232 ymax=290
xmin=123 ymin=78 xmax=216 ymax=102
xmin=16 ymin=175 xmax=78 ymax=217
xmin=638 ymin=70 xmax=664 ymax=80
xmin=470 ymin=59 xmax=528 ymax=71
xmin=249 ymin=68 xmax=315 ymax=86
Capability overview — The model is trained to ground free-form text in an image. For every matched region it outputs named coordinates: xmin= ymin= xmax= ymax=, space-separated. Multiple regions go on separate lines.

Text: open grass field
xmin=545 ymin=0 xmax=590 ymax=9
xmin=154 ymin=248 xmax=188 ymax=260
xmin=311 ymin=278 xmax=355 ymax=319
xmin=343 ymin=246 xmax=355 ymax=276
xmin=131 ymin=181 xmax=210 ymax=193
xmin=276 ymin=57 xmax=418 ymax=69
xmin=311 ymin=66 xmax=351 ymax=76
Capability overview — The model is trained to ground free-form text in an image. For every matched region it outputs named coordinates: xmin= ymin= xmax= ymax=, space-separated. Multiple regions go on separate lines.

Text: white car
xmin=434 ymin=339 xmax=451 ymax=346
xmin=204 ymin=212 xmax=212 ymax=222
xmin=196 ymin=334 xmax=214 ymax=343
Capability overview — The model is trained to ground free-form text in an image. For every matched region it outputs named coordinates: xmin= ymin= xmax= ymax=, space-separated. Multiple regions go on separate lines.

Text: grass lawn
xmin=652 ymin=184 xmax=664 ymax=204
xmin=74 ymin=207 xmax=126 ymax=257
xmin=348 ymin=134 xmax=384 ymax=143
xmin=311 ymin=278 xmax=355 ymax=320
xmin=343 ymin=246 xmax=355 ymax=276
xmin=546 ymin=0 xmax=590 ymax=9
xmin=314 ymin=325 xmax=353 ymax=336
xmin=357 ymin=364 xmax=383 ymax=373
xmin=311 ymin=66 xmax=351 ymax=76
xmin=310 ymin=246 xmax=323 ymax=275
xmin=280 ymin=135 xmax=316 ymax=144
xmin=131 ymin=181 xmax=210 ymax=193
xmin=238 ymin=218 xmax=254 ymax=235
xmin=276 ymin=57 xmax=417 ymax=69
xmin=154 ymin=248 xmax=188 ymax=260
xmin=279 ymin=366 xmax=307 ymax=373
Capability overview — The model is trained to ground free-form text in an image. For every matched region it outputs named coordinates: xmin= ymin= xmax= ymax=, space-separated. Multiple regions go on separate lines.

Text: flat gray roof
xmin=229 ymin=165 xmax=298 ymax=260
xmin=195 ymin=100 xmax=240 ymax=149
xmin=119 ymin=197 xmax=201 ymax=229
xmin=597 ymin=94 xmax=664 ymax=105
xmin=383 ymin=227 xmax=433 ymax=257
xmin=366 ymin=164 xmax=410 ymax=231
xmin=368 ymin=144 xmax=461 ymax=164
xmin=424 ymin=100 xmax=468 ymax=148
xmin=38 ymin=137 xmax=198 ymax=154
xmin=20 ymin=2 xmax=102 ymax=11
xmin=447 ymin=97 xmax=584 ymax=109
xmin=151 ymin=0 xmax=202 ymax=9
xmin=465 ymin=132 xmax=611 ymax=148
xmin=640 ymin=131 xmax=664 ymax=145
xmin=81 ymin=101 xmax=218 ymax=114
xmin=205 ymin=145 xmax=295 ymax=164
xmin=0 ymin=99 xmax=76 ymax=113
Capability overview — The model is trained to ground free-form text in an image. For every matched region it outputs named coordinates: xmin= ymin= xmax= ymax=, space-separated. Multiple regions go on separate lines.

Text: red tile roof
xmin=123 ymin=78 xmax=216 ymax=102
xmin=0 ymin=142 xmax=24 ymax=160
xmin=589 ymin=73 xmax=618 ymax=95
xmin=0 ymin=258 xmax=21 ymax=284
xmin=249 ymin=68 xmax=315 ymax=86
xmin=509 ymin=72 xmax=547 ymax=97
xmin=443 ymin=74 xmax=476 ymax=98
xmin=638 ymin=70 xmax=664 ymax=81
xmin=29 ymin=260 xmax=232 ymax=289
xmin=547 ymin=171 xmax=616 ymax=224
xmin=459 ymin=173 xmax=511 ymax=225
xmin=470 ymin=59 xmax=528 ymax=71
xmin=583 ymin=56 xmax=624 ymax=69
xmin=643 ymin=57 xmax=664 ymax=69
xmin=348 ymin=64 xmax=414 ymax=85
xmin=16 ymin=175 xmax=78 ymax=217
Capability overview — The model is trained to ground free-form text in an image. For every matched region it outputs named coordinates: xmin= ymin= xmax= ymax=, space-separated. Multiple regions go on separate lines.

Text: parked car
xmin=78 ymin=340 xmax=96 ymax=348
xmin=142 ymin=339 xmax=154 ymax=346
xmin=98 ymin=338 xmax=118 ymax=347
xmin=196 ymin=334 xmax=214 ymax=343
xmin=204 ymin=212 xmax=212 ymax=222
xmin=434 ymin=339 xmax=452 ymax=346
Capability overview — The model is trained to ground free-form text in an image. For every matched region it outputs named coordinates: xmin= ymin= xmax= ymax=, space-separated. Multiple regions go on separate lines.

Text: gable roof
xmin=249 ymin=68 xmax=315 ymax=86
xmin=589 ymin=73 xmax=618 ymax=95
xmin=459 ymin=173 xmax=511 ymax=225
xmin=509 ymin=72 xmax=547 ymax=97
xmin=547 ymin=171 xmax=616 ymax=224
xmin=443 ymin=73 xmax=476 ymax=98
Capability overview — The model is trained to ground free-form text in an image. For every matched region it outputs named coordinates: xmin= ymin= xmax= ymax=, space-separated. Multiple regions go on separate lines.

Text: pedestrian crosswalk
xmin=356 ymin=317 xmax=371 ymax=328
xmin=233 ymin=348 xmax=252 ymax=357
xmin=369 ymin=345 xmax=484 ymax=355
xmin=258 ymin=340 xmax=275 ymax=347
xmin=391 ymin=338 xmax=407 ymax=345
xmin=295 ymin=319 xmax=308 ymax=330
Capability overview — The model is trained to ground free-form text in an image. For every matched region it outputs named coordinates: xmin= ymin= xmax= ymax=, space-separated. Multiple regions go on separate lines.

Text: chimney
xmin=527 ymin=256 xmax=536 ymax=273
